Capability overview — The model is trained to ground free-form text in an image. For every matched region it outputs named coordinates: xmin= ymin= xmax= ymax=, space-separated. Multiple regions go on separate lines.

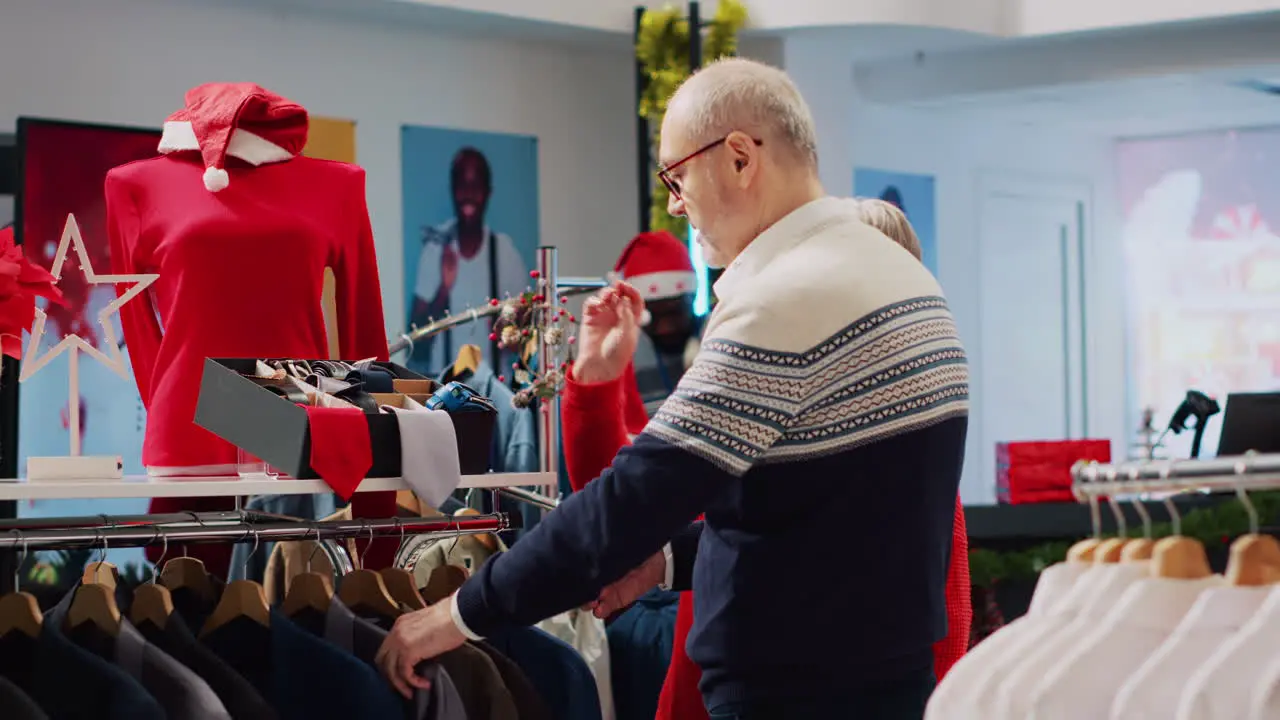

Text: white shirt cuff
xmin=659 ymin=543 xmax=675 ymax=591
xmin=449 ymin=592 xmax=484 ymax=641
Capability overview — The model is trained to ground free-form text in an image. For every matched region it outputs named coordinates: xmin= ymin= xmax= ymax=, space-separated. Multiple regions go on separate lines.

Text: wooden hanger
xmin=0 ymin=592 xmax=42 ymax=638
xmin=421 ymin=565 xmax=469 ymax=605
xmin=338 ymin=522 xmax=405 ymax=620
xmin=1067 ymin=538 xmax=1102 ymax=562
xmin=282 ymin=572 xmax=334 ymax=617
xmin=380 ymin=568 xmax=427 ymax=611
xmin=201 ymin=580 xmax=271 ymax=637
xmin=338 ymin=569 xmax=401 ymax=620
xmin=0 ymin=534 xmax=42 ymax=638
xmin=82 ymin=561 xmax=118 ymax=588
xmin=161 ymin=556 xmax=216 ymax=603
xmin=454 ymin=507 xmax=499 ymax=552
xmin=1226 ymin=534 xmax=1280 ymax=586
xmin=66 ymin=583 xmax=121 ymax=636
xmin=1120 ymin=538 xmax=1156 ymax=562
xmin=131 ymin=531 xmax=177 ymax=630
xmin=282 ymin=531 xmax=336 ymax=617
xmin=1093 ymin=538 xmax=1128 ymax=563
xmin=131 ymin=583 xmax=175 ymax=630
xmin=453 ymin=344 xmax=483 ymax=377
xmin=1151 ymin=535 xmax=1212 ymax=579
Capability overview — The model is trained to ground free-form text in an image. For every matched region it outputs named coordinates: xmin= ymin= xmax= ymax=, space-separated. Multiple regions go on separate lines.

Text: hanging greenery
xmin=636 ymin=1 xmax=749 ymax=237
xmin=969 ymin=491 xmax=1280 ymax=588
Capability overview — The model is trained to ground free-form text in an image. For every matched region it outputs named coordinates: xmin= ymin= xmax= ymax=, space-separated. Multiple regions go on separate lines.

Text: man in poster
xmin=411 ymin=147 xmax=528 ymax=373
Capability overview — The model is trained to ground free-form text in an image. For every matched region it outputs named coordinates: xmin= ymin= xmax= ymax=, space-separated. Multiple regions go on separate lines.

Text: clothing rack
xmin=387 ymin=267 xmax=607 ymax=355
xmin=1071 ymin=453 xmax=1280 ymax=499
xmin=0 ymin=512 xmax=509 ymax=552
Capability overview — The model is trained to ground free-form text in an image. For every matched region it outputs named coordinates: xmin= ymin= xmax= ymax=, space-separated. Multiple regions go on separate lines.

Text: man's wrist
xmin=449 ymin=592 xmax=484 ymax=641
xmin=571 ymin=359 xmax=624 ymax=386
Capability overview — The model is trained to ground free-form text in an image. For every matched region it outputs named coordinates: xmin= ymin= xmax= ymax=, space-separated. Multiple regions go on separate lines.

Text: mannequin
xmin=106 ymin=83 xmax=391 ymax=573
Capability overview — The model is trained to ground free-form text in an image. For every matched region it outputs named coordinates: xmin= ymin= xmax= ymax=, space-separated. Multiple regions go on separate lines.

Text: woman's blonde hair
xmin=854 ymin=197 xmax=922 ymax=262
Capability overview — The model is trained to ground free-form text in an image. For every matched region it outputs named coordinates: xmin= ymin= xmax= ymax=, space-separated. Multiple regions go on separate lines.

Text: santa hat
xmin=157 ymin=82 xmax=309 ymax=192
xmin=614 ymin=231 xmax=696 ymax=326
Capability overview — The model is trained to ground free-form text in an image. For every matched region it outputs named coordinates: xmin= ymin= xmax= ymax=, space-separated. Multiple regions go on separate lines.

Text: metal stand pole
xmin=537 ymin=246 xmax=560 ymax=505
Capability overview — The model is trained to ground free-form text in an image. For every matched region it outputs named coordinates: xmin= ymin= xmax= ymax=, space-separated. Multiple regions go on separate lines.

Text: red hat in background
xmin=614 ymin=231 xmax=696 ymax=325
xmin=157 ymin=82 xmax=309 ymax=192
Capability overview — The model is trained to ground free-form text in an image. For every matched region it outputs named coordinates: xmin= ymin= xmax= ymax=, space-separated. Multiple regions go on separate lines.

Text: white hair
xmin=671 ymin=57 xmax=818 ymax=167
xmin=852 ymin=198 xmax=922 ymax=262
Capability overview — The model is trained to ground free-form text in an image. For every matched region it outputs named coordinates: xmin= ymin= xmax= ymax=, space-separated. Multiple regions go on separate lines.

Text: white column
xmin=779 ymin=33 xmax=855 ymax=198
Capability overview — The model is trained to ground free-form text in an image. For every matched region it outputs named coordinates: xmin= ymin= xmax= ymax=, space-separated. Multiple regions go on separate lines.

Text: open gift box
xmin=193 ymin=358 xmax=496 ymax=478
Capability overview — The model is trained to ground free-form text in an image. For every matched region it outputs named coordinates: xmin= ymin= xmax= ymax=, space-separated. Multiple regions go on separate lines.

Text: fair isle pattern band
xmin=645 ymin=296 xmax=970 ymax=476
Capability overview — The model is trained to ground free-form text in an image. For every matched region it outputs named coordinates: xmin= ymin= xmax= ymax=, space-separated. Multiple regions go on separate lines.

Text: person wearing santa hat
xmin=609 ymin=230 xmax=704 ymax=422
xmin=560 ymin=230 xmax=703 ymax=720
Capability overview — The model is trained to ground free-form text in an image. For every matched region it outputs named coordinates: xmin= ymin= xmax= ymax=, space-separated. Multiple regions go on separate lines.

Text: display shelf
xmin=0 ymin=472 xmax=555 ymax=501
xmin=963 ymin=493 xmax=1229 ymax=542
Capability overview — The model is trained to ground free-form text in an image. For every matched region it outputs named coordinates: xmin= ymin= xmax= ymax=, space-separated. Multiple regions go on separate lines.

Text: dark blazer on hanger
xmin=0 ymin=675 xmax=48 ymax=720
xmin=31 ymin=600 xmax=165 ymax=720
xmin=51 ymin=589 xmax=231 ymax=720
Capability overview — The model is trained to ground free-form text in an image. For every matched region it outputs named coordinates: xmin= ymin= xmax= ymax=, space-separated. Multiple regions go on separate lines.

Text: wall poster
xmin=854 ymin=167 xmax=938 ymax=275
xmin=15 ymin=118 xmax=160 ymax=569
xmin=400 ymin=125 xmax=540 ymax=378
xmin=1117 ymin=128 xmax=1280 ymax=458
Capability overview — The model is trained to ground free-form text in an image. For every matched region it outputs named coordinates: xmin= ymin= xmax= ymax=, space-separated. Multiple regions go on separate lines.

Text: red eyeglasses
xmin=657 ymin=135 xmax=763 ymax=199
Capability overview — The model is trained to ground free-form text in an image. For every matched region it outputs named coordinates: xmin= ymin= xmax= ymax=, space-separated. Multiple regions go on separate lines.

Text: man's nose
xmin=667 ymin=192 xmax=685 ymax=217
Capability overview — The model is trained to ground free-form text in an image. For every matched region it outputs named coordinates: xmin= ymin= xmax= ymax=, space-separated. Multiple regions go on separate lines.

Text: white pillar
xmin=779 ymin=33 xmax=855 ymax=198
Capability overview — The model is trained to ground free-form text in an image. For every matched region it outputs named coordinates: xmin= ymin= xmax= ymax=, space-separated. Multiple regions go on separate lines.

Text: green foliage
xmin=969 ymin=491 xmax=1280 ymax=588
xmin=19 ymin=548 xmax=152 ymax=594
xmin=636 ymin=1 xmax=748 ymax=239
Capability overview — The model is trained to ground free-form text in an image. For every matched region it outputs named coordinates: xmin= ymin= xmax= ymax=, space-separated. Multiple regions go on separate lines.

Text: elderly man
xmin=378 ymin=58 xmax=970 ymax=718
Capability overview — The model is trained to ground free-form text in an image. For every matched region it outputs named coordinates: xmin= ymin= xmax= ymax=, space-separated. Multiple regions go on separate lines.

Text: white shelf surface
xmin=0 ymin=472 xmax=556 ymax=501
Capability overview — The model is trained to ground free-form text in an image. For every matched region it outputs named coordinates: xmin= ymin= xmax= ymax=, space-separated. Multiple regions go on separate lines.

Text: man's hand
xmin=587 ymin=550 xmax=666 ymax=619
xmin=573 ymin=281 xmax=645 ymax=385
xmin=375 ymin=600 xmax=467 ymax=698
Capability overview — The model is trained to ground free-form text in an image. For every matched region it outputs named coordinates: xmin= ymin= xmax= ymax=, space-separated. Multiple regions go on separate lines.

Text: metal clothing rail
xmin=0 ymin=513 xmax=510 ymax=552
xmin=1071 ymin=453 xmax=1280 ymax=500
xmin=497 ymin=486 xmax=560 ymax=512
xmin=387 ymin=270 xmax=607 ymax=354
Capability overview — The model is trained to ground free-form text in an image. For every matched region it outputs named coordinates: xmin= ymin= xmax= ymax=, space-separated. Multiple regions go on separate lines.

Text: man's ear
xmin=725 ymin=131 xmax=758 ymax=185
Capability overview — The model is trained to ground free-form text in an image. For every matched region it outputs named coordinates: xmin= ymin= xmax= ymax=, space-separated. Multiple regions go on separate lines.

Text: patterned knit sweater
xmin=456 ymin=197 xmax=971 ymax=708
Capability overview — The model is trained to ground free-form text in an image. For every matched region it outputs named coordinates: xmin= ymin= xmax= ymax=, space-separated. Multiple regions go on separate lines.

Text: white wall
xmin=848 ymin=103 xmax=1126 ymax=504
xmin=0 ymin=0 xmax=638 ymax=337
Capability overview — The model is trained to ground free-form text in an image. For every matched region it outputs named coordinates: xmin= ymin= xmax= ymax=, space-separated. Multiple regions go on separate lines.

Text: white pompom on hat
xmin=157 ymin=82 xmax=309 ymax=192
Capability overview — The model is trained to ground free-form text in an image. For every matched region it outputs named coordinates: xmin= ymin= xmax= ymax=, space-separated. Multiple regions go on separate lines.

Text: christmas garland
xmin=969 ymin=491 xmax=1280 ymax=588
xmin=487 ymin=273 xmax=577 ymax=408
xmin=636 ymin=1 xmax=748 ymax=238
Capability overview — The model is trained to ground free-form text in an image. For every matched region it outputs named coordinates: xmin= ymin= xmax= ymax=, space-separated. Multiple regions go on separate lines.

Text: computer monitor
xmin=1216 ymin=392 xmax=1280 ymax=457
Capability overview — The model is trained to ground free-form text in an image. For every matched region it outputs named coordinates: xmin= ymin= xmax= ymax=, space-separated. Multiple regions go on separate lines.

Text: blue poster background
xmin=854 ymin=167 xmax=938 ymax=275
xmin=401 ymin=125 xmax=539 ymax=377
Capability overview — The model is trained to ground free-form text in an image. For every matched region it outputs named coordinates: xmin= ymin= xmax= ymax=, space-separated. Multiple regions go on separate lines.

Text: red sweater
xmin=561 ymin=365 xmax=971 ymax=717
xmin=106 ymin=152 xmax=392 ymax=571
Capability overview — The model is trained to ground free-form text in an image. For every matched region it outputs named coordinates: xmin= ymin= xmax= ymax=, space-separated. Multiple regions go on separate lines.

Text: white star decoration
xmin=19 ymin=213 xmax=158 ymax=456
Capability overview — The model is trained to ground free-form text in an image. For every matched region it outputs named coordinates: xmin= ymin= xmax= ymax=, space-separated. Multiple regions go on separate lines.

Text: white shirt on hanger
xmin=1027 ymin=575 xmax=1223 ymax=720
xmin=1111 ymin=584 xmax=1268 ymax=719
xmin=991 ymin=562 xmax=1149 ymax=719
xmin=1178 ymin=585 xmax=1280 ymax=720
xmin=924 ymin=560 xmax=1091 ymax=720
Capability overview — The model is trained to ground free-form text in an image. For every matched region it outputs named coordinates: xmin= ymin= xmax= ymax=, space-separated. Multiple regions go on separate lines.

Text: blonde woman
xmin=855 ymin=196 xmax=972 ymax=681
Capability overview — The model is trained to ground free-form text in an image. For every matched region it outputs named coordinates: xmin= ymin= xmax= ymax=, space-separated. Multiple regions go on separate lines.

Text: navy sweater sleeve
xmin=669 ymin=522 xmax=703 ymax=592
xmin=456 ymin=301 xmax=798 ymax=636
xmin=455 ymin=433 xmax=731 ymax=636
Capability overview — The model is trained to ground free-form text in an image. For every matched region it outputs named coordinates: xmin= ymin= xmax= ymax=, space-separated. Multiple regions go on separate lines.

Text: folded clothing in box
xmin=996 ymin=439 xmax=1111 ymax=505
xmin=194 ymin=358 xmax=496 ymax=496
